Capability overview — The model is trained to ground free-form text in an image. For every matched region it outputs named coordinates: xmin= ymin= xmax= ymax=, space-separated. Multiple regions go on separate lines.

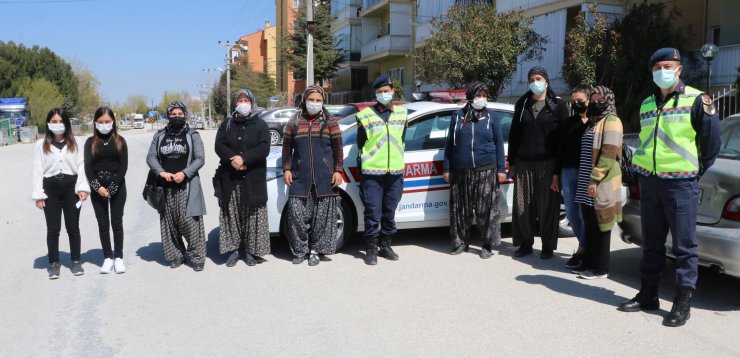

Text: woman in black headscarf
xmin=215 ymin=89 xmax=271 ymax=267
xmin=146 ymin=101 xmax=207 ymax=271
xmin=443 ymin=83 xmax=507 ymax=259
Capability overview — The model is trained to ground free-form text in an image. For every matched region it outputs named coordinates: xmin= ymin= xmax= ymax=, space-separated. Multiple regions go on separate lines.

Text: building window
xmin=388 ymin=67 xmax=404 ymax=86
xmin=711 ymin=26 xmax=720 ymax=46
xmin=292 ymin=0 xmax=301 ymax=8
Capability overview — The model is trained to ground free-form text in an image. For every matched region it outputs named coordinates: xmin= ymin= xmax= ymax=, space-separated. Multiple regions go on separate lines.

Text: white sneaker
xmin=578 ymin=270 xmax=608 ymax=280
xmin=100 ymin=258 xmax=114 ymax=274
xmin=114 ymin=258 xmax=126 ymax=274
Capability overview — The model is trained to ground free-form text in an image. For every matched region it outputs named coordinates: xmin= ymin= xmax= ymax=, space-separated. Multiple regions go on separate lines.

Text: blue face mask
xmin=529 ymin=81 xmax=547 ymax=95
xmin=376 ymin=92 xmax=394 ymax=105
xmin=652 ymin=69 xmax=678 ymax=89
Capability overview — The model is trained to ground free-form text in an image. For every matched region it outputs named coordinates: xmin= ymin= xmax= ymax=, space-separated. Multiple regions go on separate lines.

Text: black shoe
xmin=364 ymin=240 xmax=378 ymax=266
xmin=244 ymin=253 xmax=257 ymax=266
xmin=170 ymin=257 xmax=185 ymax=269
xmin=451 ymin=243 xmax=469 ymax=255
xmin=308 ymin=253 xmax=320 ymax=266
xmin=225 ymin=250 xmax=239 ymax=267
xmin=540 ymin=249 xmax=554 ymax=259
xmin=253 ymin=255 xmax=268 ymax=264
xmin=378 ymin=246 xmax=399 ymax=261
xmin=71 ymin=261 xmax=85 ymax=276
xmin=617 ymin=278 xmax=660 ymax=312
xmin=480 ymin=244 xmax=493 ymax=259
xmin=565 ymin=252 xmax=583 ymax=268
xmin=663 ymin=287 xmax=694 ymax=327
xmin=192 ymin=262 xmax=204 ymax=272
xmin=48 ymin=262 xmax=61 ymax=280
xmin=292 ymin=255 xmax=306 ymax=265
xmin=318 ymin=254 xmax=332 ymax=262
xmin=514 ymin=246 xmax=533 ymax=257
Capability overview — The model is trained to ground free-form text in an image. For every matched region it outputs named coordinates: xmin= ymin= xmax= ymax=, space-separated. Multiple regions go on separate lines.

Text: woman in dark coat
xmin=508 ymin=66 xmax=569 ymax=259
xmin=215 ymin=89 xmax=271 ymax=267
xmin=443 ymin=83 xmax=507 ymax=259
xmin=282 ymin=85 xmax=344 ymax=266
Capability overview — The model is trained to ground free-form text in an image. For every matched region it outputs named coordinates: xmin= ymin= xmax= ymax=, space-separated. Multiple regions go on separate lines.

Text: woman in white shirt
xmin=32 ymin=108 xmax=90 ymax=279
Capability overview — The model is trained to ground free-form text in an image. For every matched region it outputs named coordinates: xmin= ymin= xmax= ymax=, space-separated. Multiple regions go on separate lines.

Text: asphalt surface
xmin=1 ymin=128 xmax=739 ymax=357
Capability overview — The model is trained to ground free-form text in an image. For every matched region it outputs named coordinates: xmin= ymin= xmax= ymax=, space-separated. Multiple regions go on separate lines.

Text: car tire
xmin=558 ymin=212 xmax=576 ymax=237
xmin=334 ymin=194 xmax=355 ymax=251
xmin=269 ymin=129 xmax=281 ymax=146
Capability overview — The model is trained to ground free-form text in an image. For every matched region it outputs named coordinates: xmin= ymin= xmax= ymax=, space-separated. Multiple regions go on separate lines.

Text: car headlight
xmin=266 ymin=167 xmax=284 ymax=181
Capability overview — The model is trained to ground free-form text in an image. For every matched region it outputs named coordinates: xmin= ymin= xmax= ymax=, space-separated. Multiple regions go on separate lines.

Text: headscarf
xmin=300 ymin=85 xmax=326 ymax=115
xmin=165 ymin=101 xmax=189 ymax=135
xmin=463 ymin=82 xmax=488 ymax=122
xmin=166 ymin=101 xmax=188 ymax=116
xmin=233 ymin=88 xmax=264 ymax=120
xmin=589 ymin=85 xmax=617 ymax=120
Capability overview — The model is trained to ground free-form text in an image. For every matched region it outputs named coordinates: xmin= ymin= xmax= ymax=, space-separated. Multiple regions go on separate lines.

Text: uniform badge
xmin=701 ymin=94 xmax=716 ymax=116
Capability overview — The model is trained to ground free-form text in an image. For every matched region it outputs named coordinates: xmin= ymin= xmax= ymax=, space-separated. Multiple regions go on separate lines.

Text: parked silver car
xmin=619 ymin=114 xmax=740 ymax=278
xmin=259 ymin=108 xmax=298 ymax=145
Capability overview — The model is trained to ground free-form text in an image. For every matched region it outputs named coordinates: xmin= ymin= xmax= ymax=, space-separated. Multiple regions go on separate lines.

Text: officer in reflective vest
xmin=356 ymin=75 xmax=407 ymax=265
xmin=618 ymin=48 xmax=721 ymax=327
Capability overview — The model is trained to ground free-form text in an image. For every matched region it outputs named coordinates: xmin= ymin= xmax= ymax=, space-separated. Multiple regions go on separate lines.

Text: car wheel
xmin=269 ymin=129 xmax=281 ymax=146
xmin=558 ymin=212 xmax=575 ymax=237
xmin=334 ymin=194 xmax=355 ymax=251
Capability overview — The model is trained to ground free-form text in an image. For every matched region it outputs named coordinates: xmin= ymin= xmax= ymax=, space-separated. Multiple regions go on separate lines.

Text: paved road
xmin=1 ymin=129 xmax=739 ymax=357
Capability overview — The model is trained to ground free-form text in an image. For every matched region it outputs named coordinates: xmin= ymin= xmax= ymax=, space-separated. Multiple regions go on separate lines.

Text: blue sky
xmin=0 ymin=0 xmax=276 ymax=105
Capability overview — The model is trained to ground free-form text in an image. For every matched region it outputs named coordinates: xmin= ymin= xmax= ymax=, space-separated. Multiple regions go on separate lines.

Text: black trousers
xmin=580 ymin=203 xmax=611 ymax=274
xmin=42 ymin=175 xmax=82 ymax=263
xmin=91 ymin=183 xmax=126 ymax=259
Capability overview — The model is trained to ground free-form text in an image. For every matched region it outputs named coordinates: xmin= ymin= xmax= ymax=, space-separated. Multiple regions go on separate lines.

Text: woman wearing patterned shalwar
xmin=214 ymin=89 xmax=271 ymax=267
xmin=281 ymin=85 xmax=344 ymax=266
xmin=442 ymin=83 xmax=507 ymax=259
xmin=146 ymin=101 xmax=207 ymax=272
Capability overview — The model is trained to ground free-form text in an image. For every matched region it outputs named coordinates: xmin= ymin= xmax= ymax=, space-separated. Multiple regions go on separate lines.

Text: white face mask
xmin=305 ymin=102 xmax=323 ymax=116
xmin=236 ymin=103 xmax=252 ymax=116
xmin=48 ymin=123 xmax=66 ymax=135
xmin=95 ymin=122 xmax=113 ymax=135
xmin=471 ymin=97 xmax=487 ymax=110
xmin=376 ymin=92 xmax=394 ymax=105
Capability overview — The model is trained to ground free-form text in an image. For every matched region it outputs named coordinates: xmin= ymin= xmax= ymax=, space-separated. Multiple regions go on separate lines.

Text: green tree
xmin=212 ymin=58 xmax=277 ymax=116
xmin=73 ymin=65 xmax=102 ymax=120
xmin=282 ymin=0 xmax=343 ymax=85
xmin=17 ymin=78 xmax=65 ymax=127
xmin=562 ymin=5 xmax=620 ymax=88
xmin=413 ymin=3 xmax=547 ymax=99
xmin=124 ymin=94 xmax=150 ymax=115
xmin=160 ymin=90 xmax=190 ymax=113
xmin=0 ymin=41 xmax=80 ymax=114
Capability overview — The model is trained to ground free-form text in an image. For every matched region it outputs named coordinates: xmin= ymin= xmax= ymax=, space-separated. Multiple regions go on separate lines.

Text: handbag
xmin=142 ymin=169 xmax=164 ymax=211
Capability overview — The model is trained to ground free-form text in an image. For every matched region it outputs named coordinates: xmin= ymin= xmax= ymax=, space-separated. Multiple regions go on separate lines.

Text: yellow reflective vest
xmin=356 ymin=106 xmax=407 ymax=175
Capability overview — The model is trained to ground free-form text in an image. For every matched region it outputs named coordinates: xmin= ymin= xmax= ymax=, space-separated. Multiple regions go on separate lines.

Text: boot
xmin=617 ymin=278 xmax=660 ymax=312
xmin=378 ymin=236 xmax=399 ymax=261
xmin=364 ymin=237 xmax=378 ymax=266
xmin=479 ymin=244 xmax=493 ymax=259
xmin=663 ymin=287 xmax=694 ymax=327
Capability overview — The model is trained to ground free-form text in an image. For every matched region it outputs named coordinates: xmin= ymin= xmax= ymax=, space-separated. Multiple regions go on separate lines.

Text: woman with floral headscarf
xmin=571 ymin=85 xmax=622 ymax=279
xmin=215 ymin=89 xmax=271 ymax=267
xmin=146 ymin=101 xmax=207 ymax=271
xmin=281 ymin=85 xmax=344 ymax=266
xmin=443 ymin=83 xmax=506 ymax=259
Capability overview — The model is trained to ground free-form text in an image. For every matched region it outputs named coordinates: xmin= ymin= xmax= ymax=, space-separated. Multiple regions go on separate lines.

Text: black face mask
xmin=587 ymin=102 xmax=608 ymax=116
xmin=572 ymin=102 xmax=588 ymax=114
xmin=168 ymin=117 xmax=186 ymax=128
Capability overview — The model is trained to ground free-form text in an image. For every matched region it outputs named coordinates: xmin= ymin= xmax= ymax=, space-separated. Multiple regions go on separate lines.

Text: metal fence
xmin=712 ymin=84 xmax=738 ymax=120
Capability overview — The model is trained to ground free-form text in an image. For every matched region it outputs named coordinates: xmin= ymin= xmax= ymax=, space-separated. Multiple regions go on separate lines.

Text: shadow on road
xmin=33 ymin=248 xmax=104 ymax=269
xmin=135 ymin=242 xmax=169 ymax=266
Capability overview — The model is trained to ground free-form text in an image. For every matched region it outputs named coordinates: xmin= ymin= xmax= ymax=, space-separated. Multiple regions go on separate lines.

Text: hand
xmin=97 ymin=187 xmax=110 ymax=198
xmin=497 ymin=173 xmax=507 ymax=183
xmin=443 ymin=172 xmax=450 ymax=183
xmin=173 ymin=172 xmax=186 ymax=184
xmin=35 ymin=200 xmax=45 ymax=210
xmin=508 ymin=165 xmax=516 ymax=182
xmin=331 ymin=172 xmax=343 ymax=187
xmin=588 ymin=183 xmax=598 ymax=198
xmin=160 ymin=172 xmax=174 ymax=182
xmin=283 ymin=170 xmax=293 ymax=186
xmin=230 ymin=155 xmax=245 ymax=170
xmin=550 ymin=174 xmax=560 ymax=192
xmin=78 ymin=192 xmax=88 ymax=201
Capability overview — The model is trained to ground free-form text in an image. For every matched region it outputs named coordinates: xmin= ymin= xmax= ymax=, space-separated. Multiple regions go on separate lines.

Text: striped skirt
xmin=449 ymin=168 xmax=501 ymax=247
xmin=218 ymin=181 xmax=270 ymax=256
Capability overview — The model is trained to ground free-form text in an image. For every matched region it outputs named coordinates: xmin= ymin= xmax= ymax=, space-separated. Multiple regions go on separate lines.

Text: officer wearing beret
xmin=356 ymin=75 xmax=407 ymax=265
xmin=618 ymin=48 xmax=721 ymax=327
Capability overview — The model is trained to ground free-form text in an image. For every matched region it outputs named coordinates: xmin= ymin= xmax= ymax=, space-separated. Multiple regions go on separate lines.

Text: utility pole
xmin=218 ymin=40 xmax=232 ymax=116
xmin=202 ymin=68 xmax=215 ymax=128
xmin=306 ymin=0 xmax=315 ymax=86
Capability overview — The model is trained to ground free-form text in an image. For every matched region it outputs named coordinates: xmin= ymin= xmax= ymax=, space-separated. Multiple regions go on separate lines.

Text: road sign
xmin=270 ymin=97 xmax=279 ymax=102
xmin=148 ymin=111 xmax=155 ymax=118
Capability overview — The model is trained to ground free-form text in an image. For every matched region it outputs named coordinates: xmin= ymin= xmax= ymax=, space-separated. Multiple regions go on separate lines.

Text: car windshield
xmin=718 ymin=118 xmax=740 ymax=160
xmin=337 ymin=105 xmax=359 ymax=118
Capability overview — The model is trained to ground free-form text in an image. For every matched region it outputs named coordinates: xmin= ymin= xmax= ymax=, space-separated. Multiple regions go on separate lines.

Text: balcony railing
xmin=709 ymin=44 xmax=740 ymax=85
xmin=361 ymin=35 xmax=411 ymax=61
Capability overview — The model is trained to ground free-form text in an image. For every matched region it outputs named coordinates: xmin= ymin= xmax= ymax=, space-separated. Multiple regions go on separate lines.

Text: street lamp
xmin=701 ymin=43 xmax=719 ymax=93
xmin=201 ymin=68 xmax=217 ymax=127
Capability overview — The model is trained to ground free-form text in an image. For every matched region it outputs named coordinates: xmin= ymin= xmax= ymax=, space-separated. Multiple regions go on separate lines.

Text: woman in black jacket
xmin=508 ymin=67 xmax=569 ymax=259
xmin=84 ymin=106 xmax=128 ymax=274
xmin=215 ymin=89 xmax=271 ymax=267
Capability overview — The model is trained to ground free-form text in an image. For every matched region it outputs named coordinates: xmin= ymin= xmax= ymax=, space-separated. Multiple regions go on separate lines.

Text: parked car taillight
xmin=721 ymin=195 xmax=740 ymax=221
xmin=628 ymin=182 xmax=640 ymax=200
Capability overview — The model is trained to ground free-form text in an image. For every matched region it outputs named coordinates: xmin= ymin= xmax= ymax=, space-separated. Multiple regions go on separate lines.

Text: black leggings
xmin=91 ymin=183 xmax=126 ymax=259
xmin=42 ymin=175 xmax=82 ymax=263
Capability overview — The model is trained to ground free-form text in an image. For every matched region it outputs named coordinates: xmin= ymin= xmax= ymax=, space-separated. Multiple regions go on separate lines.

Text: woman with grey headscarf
xmin=146 ymin=101 xmax=207 ymax=271
xmin=215 ymin=89 xmax=271 ymax=267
